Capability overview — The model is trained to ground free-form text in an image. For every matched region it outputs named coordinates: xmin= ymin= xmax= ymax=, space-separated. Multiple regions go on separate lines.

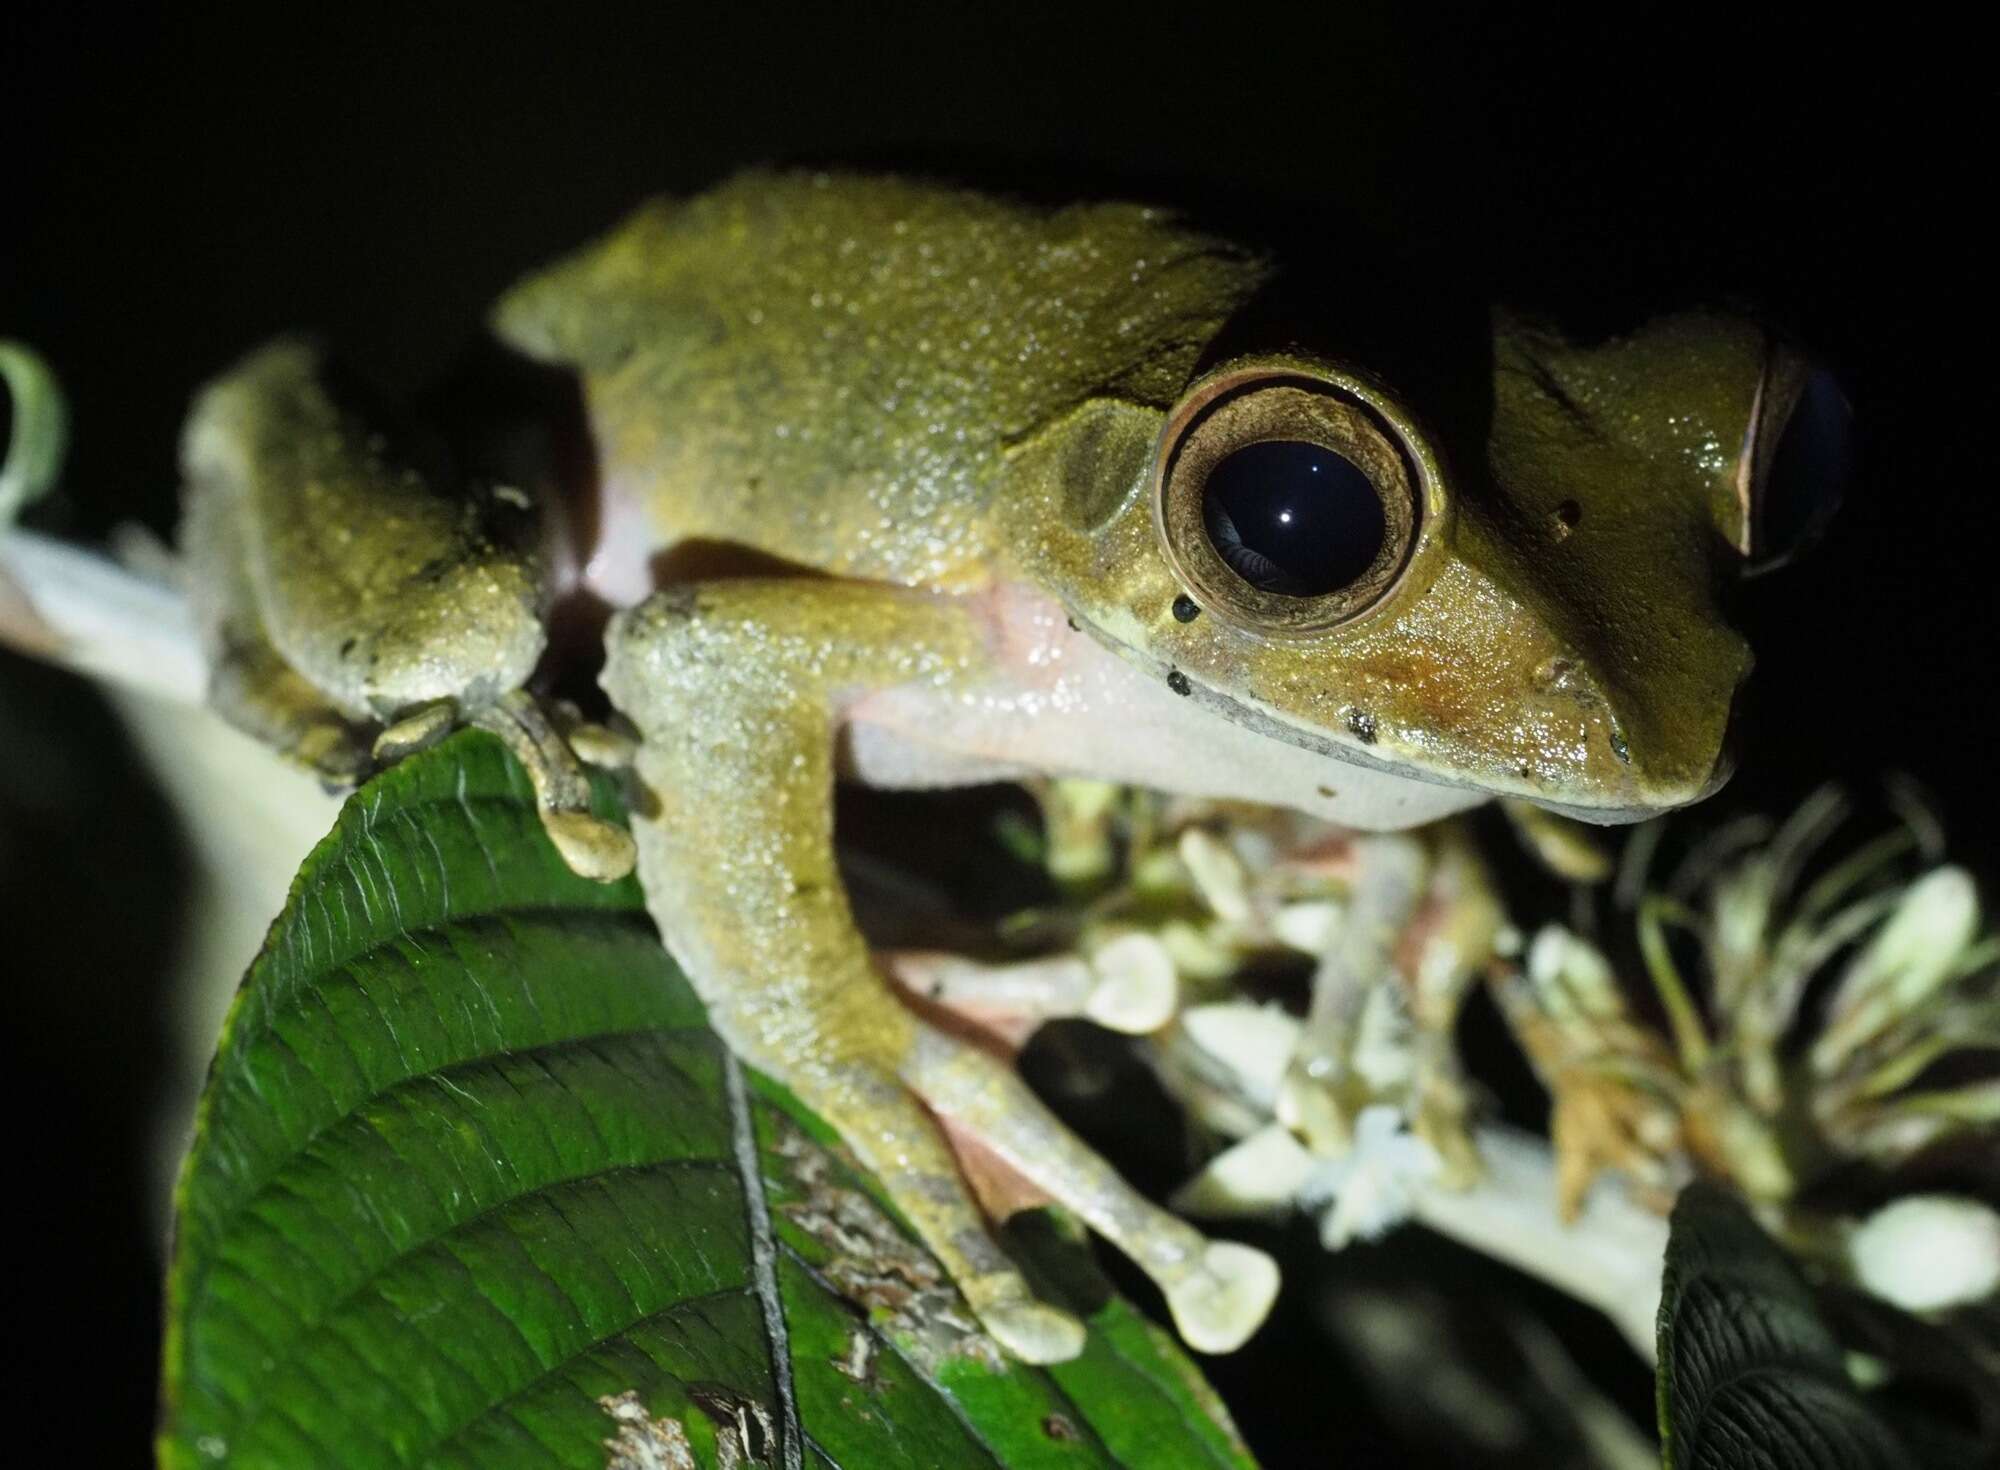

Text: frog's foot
xmin=371 ymin=688 xmax=636 ymax=881
xmin=461 ymin=690 xmax=636 ymax=881
xmin=603 ymin=578 xmax=1266 ymax=1358
xmin=902 ymin=1023 xmax=1280 ymax=1354
xmin=882 ymin=931 xmax=1179 ymax=1044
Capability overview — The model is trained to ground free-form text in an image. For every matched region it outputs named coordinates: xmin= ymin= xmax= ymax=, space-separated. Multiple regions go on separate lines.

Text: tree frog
xmin=177 ymin=170 xmax=1826 ymax=1364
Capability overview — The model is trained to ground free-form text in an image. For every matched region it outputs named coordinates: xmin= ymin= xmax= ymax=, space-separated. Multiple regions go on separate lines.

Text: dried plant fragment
xmin=598 ymin=1392 xmax=697 ymax=1470
xmin=772 ymin=1122 xmax=1005 ymax=1374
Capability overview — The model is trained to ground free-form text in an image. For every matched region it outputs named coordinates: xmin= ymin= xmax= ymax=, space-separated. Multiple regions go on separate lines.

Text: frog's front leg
xmin=602 ymin=580 xmax=1279 ymax=1362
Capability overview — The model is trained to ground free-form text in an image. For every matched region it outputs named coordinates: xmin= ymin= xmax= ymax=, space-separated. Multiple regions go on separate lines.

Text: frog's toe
xmin=542 ymin=809 xmax=638 ymax=882
xmin=1163 ymin=1241 xmax=1281 ymax=1355
xmin=467 ymin=689 xmax=636 ymax=883
xmin=1082 ymin=932 xmax=1179 ymax=1034
xmin=372 ymin=699 xmax=459 ymax=762
xmin=978 ymin=1298 xmax=1088 ymax=1365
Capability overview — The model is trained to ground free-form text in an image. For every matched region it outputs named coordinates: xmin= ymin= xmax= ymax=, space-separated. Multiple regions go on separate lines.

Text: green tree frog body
xmin=180 ymin=171 xmax=1800 ymax=1364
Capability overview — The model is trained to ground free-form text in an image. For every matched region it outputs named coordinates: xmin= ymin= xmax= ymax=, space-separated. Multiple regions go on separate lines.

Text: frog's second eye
xmin=1155 ymin=372 xmax=1422 ymax=635
xmin=1744 ymin=360 xmax=1852 ymax=575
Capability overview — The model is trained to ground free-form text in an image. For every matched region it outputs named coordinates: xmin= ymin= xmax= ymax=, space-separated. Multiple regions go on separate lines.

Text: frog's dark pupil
xmin=1199 ymin=440 xmax=1385 ymax=597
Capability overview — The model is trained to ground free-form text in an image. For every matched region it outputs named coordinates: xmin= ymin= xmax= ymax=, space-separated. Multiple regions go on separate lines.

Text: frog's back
xmin=495 ymin=171 xmax=1267 ymax=589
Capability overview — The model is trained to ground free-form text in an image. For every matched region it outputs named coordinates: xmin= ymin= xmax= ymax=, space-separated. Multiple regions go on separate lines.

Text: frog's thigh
xmin=179 ymin=456 xmax=372 ymax=780
xmin=601 ymin=580 xmax=1085 ymax=1363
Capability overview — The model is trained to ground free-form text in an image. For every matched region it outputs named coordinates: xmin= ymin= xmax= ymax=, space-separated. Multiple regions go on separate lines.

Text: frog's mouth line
xmin=1185 ymin=670 xmax=1695 ymax=825
xmin=1080 ymin=619 xmax=1698 ymax=826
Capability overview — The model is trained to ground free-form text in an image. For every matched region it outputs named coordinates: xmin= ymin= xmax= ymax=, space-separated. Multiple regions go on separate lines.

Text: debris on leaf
xmin=598 ymin=1392 xmax=697 ymax=1470
xmin=772 ymin=1122 xmax=1004 ymax=1373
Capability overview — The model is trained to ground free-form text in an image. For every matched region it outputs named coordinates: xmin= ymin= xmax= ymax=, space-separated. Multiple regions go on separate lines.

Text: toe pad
xmin=1165 ymin=1242 xmax=1281 ymax=1354
xmin=980 ymin=1300 xmax=1088 ymax=1364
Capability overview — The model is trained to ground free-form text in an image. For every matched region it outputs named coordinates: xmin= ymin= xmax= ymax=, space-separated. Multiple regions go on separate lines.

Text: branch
xmin=0 ymin=530 xmax=205 ymax=703
xmin=1411 ymin=1123 xmax=1665 ymax=1359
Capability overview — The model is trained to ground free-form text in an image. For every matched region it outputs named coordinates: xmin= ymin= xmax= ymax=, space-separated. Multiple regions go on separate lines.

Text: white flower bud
xmin=1849 ymin=1193 xmax=2000 ymax=1312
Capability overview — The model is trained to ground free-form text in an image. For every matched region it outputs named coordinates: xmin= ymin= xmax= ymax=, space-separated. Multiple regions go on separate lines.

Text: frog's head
xmin=1016 ymin=309 xmax=1844 ymax=823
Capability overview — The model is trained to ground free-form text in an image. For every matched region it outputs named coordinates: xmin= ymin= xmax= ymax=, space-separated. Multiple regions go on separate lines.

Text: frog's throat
xmin=1072 ymin=618 xmax=1720 ymax=827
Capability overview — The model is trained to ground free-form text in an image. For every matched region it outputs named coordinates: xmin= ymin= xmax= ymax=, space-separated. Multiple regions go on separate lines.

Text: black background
xmin=1 ymin=5 xmax=1989 ymax=1464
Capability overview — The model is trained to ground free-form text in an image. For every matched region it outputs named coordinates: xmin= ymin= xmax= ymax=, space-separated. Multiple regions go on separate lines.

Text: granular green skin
xmin=181 ymin=169 xmax=1779 ymax=1365
xmin=495 ymin=170 xmax=1762 ymax=816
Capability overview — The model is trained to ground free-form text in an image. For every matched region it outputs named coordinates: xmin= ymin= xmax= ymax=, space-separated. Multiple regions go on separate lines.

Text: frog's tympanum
xmin=178 ymin=172 xmax=1837 ymax=1363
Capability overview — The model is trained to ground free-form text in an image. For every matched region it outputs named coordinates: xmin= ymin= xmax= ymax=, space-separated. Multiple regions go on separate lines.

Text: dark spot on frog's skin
xmin=1066 ymin=615 xmax=1080 ymax=632
xmin=1171 ymin=594 xmax=1201 ymax=624
xmin=1042 ymin=1414 xmax=1079 ymax=1442
xmin=1344 ymin=708 xmax=1377 ymax=745
xmin=339 ymin=637 xmax=357 ymax=659
xmin=1316 ymin=784 xmax=1337 ymax=800
xmin=1609 ymin=727 xmax=1631 ymax=763
xmin=1166 ymin=670 xmax=1192 ymax=697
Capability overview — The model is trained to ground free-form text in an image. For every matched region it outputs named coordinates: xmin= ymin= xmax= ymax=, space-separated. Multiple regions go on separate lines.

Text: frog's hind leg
xmin=178 ymin=442 xmax=374 ymax=783
xmin=179 ymin=338 xmax=633 ymax=879
xmin=602 ymin=579 xmax=1276 ymax=1362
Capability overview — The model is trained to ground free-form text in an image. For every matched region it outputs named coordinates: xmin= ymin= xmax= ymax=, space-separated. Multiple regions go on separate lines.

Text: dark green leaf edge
xmin=1656 ymin=1183 xmax=1916 ymax=1470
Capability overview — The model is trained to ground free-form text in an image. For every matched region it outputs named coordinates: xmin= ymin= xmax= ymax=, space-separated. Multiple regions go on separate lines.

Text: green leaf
xmin=159 ymin=731 xmax=1257 ymax=1470
xmin=1656 ymin=1183 xmax=1914 ymax=1470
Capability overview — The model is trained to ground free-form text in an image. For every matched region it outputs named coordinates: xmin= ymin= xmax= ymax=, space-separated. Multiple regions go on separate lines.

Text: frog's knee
xmin=599 ymin=588 xmax=716 ymax=721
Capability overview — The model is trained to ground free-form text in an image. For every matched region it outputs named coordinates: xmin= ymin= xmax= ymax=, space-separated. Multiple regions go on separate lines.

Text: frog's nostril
xmin=1593 ymin=649 xmax=1748 ymax=815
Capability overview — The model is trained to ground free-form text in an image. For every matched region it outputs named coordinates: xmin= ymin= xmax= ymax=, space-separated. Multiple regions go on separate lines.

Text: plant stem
xmin=1411 ymin=1122 xmax=1667 ymax=1360
xmin=0 ymin=530 xmax=204 ymax=701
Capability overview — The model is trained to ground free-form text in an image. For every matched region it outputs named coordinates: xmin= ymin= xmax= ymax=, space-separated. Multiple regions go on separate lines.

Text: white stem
xmin=0 ymin=530 xmax=205 ymax=703
xmin=1411 ymin=1122 xmax=1666 ymax=1360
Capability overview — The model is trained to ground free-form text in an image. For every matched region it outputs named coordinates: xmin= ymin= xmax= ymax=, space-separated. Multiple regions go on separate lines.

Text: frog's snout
xmin=1526 ymin=630 xmax=1751 ymax=824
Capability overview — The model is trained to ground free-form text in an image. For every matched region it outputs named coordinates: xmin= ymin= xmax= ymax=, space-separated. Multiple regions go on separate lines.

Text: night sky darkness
xmin=1 ymin=7 xmax=1988 ymax=1465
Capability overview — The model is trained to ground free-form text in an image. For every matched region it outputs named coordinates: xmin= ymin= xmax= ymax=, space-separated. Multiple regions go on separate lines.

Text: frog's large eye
xmin=1154 ymin=370 xmax=1424 ymax=635
xmin=1741 ymin=348 xmax=1852 ymax=576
